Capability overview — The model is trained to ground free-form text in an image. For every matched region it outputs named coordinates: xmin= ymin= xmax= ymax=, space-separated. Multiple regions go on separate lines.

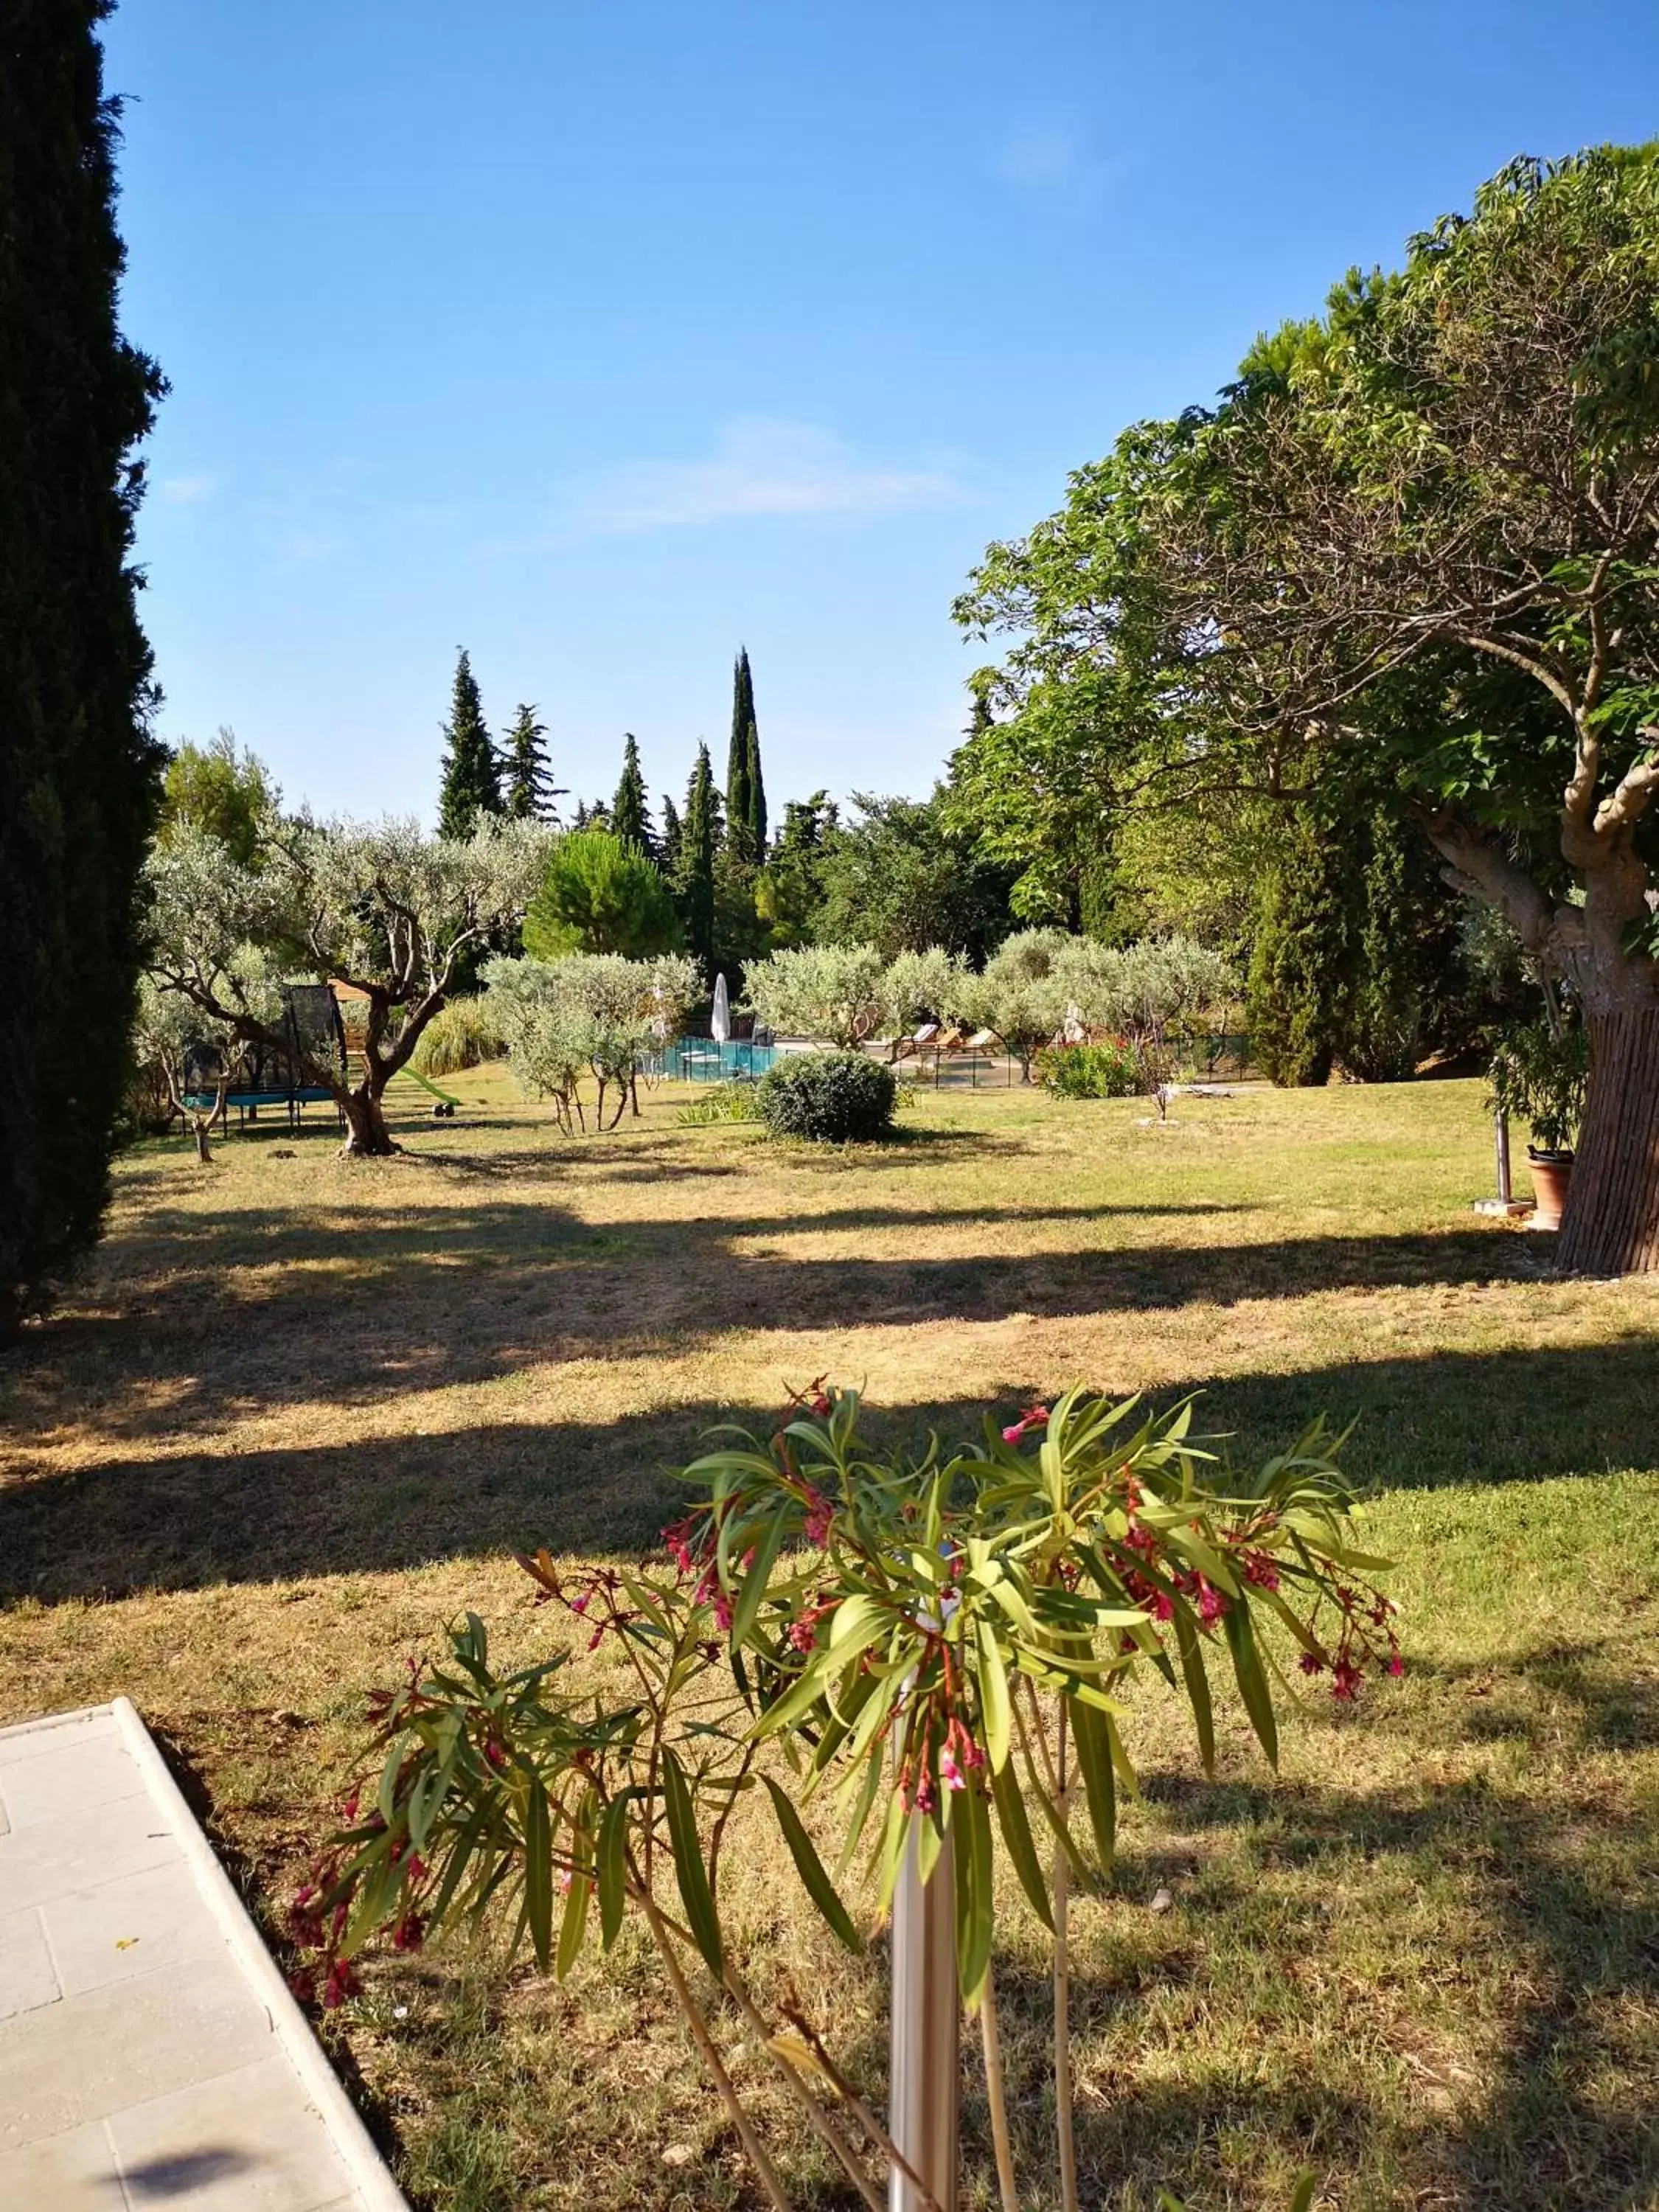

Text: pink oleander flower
xmin=1387 ymin=1651 xmax=1405 ymax=1677
xmin=1331 ymin=1660 xmax=1364 ymax=1703
xmin=940 ymin=1747 xmax=967 ymax=1793
xmin=1196 ymin=1578 xmax=1228 ymax=1626
xmin=714 ymin=1591 xmax=734 ymax=1632
xmin=1298 ymin=1652 xmax=1325 ymax=1677
xmin=914 ymin=1772 xmax=937 ymax=1816
xmin=803 ymin=1492 xmax=833 ymax=1547
xmin=1241 ymin=1551 xmax=1280 ymax=1593
xmin=1001 ymin=1402 xmax=1050 ymax=1445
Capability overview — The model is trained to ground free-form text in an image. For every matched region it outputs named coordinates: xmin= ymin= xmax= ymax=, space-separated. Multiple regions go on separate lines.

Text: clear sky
xmin=104 ymin=0 xmax=1659 ymax=827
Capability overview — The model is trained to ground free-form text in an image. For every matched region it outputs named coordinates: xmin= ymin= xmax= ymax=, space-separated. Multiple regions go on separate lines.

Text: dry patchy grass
xmin=1 ymin=1068 xmax=1657 ymax=2210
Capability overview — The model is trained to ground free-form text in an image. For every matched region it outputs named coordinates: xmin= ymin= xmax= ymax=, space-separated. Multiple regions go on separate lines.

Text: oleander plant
xmin=295 ymin=1385 xmax=1397 ymax=2211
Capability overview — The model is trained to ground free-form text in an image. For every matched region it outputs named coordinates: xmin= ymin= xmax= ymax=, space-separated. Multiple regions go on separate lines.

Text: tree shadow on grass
xmin=3 ymin=1204 xmax=1569 ymax=1457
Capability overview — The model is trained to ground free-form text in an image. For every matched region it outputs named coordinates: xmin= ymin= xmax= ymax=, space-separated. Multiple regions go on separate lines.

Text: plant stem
xmin=979 ymin=1970 xmax=1020 ymax=2212
xmin=717 ymin=1965 xmax=886 ymax=2212
xmin=1053 ymin=1702 xmax=1078 ymax=2212
xmin=780 ymin=2005 xmax=949 ymax=2212
xmin=642 ymin=1897 xmax=796 ymax=2212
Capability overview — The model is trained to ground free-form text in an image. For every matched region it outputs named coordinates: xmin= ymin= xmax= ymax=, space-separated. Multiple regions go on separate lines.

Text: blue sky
xmin=105 ymin=0 xmax=1659 ymax=827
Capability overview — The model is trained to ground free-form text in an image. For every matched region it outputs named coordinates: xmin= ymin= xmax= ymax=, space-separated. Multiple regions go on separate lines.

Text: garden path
xmin=0 ymin=1701 xmax=406 ymax=2211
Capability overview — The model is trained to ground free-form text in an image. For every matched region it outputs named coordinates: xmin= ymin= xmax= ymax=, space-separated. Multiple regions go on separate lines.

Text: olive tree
xmin=741 ymin=942 xmax=889 ymax=1046
xmin=144 ymin=815 xmax=551 ymax=1155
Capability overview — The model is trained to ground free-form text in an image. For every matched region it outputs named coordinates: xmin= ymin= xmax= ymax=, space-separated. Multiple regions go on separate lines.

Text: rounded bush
xmin=757 ymin=1050 xmax=897 ymax=1141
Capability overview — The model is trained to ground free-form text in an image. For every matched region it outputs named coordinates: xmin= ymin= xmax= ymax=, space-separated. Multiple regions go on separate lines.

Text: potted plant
xmin=1486 ymin=1020 xmax=1590 ymax=1228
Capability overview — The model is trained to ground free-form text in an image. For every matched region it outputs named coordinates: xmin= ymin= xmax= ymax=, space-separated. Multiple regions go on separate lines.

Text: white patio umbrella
xmin=711 ymin=972 xmax=731 ymax=1045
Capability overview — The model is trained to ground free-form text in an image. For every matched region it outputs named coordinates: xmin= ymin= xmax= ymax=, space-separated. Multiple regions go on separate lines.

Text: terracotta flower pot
xmin=1526 ymin=1147 xmax=1573 ymax=1231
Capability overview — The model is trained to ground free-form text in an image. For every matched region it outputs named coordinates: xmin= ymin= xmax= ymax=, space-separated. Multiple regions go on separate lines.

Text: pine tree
xmin=675 ymin=745 xmax=720 ymax=978
xmin=611 ymin=733 xmax=656 ymax=860
xmin=502 ymin=703 xmax=560 ymax=821
xmin=437 ymin=650 xmax=503 ymax=838
xmin=1 ymin=3 xmax=167 ymax=1333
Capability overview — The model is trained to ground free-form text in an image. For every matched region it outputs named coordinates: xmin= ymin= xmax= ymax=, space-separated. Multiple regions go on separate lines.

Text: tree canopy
xmin=1 ymin=0 xmax=166 ymax=1332
xmin=957 ymin=146 xmax=1659 ymax=1270
xmin=145 ymin=815 xmax=550 ymax=1153
xmin=524 ymin=829 xmax=681 ymax=960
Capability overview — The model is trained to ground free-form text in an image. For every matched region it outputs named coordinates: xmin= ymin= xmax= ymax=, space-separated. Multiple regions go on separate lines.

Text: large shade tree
xmin=145 ymin=816 xmax=550 ymax=1155
xmin=958 ymin=147 xmax=1659 ymax=1273
xmin=1 ymin=0 xmax=167 ymax=1334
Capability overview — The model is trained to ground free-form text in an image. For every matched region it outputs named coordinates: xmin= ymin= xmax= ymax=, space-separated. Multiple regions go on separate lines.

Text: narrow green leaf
xmin=661 ymin=1750 xmax=723 ymax=1978
xmin=1222 ymin=1602 xmax=1279 ymax=1769
xmin=975 ymin=1618 xmax=1012 ymax=1773
xmin=1288 ymin=2174 xmax=1318 ymax=2212
xmin=953 ymin=1784 xmax=995 ymax=2010
xmin=762 ymin=1777 xmax=863 ymax=1953
xmin=729 ymin=1510 xmax=787 ymax=1651
xmin=556 ymin=1868 xmax=591 ymax=1980
xmin=524 ymin=1780 xmax=553 ymax=1972
xmin=1171 ymin=1594 xmax=1216 ymax=1776
xmin=597 ymin=1793 xmax=630 ymax=1951
xmin=989 ymin=1754 xmax=1053 ymax=1930
xmin=1068 ymin=1694 xmax=1116 ymax=1878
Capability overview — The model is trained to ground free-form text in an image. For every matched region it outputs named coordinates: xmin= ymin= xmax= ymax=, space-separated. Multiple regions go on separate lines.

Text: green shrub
xmin=1034 ymin=1040 xmax=1138 ymax=1098
xmin=1486 ymin=1019 xmax=1590 ymax=1154
xmin=757 ymin=1050 xmax=896 ymax=1141
xmin=413 ymin=998 xmax=507 ymax=1077
xmin=675 ymin=1081 xmax=763 ymax=1127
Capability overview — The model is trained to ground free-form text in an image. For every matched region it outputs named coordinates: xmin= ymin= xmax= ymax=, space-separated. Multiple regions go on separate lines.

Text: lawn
xmin=1 ymin=1070 xmax=1656 ymax=2211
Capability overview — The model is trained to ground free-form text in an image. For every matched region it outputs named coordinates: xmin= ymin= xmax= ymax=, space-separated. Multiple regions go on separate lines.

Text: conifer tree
xmin=659 ymin=792 xmax=684 ymax=877
xmin=745 ymin=712 xmax=767 ymax=855
xmin=1 ymin=2 xmax=167 ymax=1333
xmin=675 ymin=744 xmax=720 ymax=978
xmin=502 ymin=703 xmax=560 ymax=821
xmin=437 ymin=650 xmax=503 ymax=838
xmin=611 ymin=733 xmax=656 ymax=860
xmin=726 ymin=647 xmax=765 ymax=858
xmin=1245 ymin=812 xmax=1357 ymax=1086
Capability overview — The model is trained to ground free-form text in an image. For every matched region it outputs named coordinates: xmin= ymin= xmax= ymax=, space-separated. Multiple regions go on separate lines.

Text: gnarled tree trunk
xmin=1557 ymin=1005 xmax=1659 ymax=1275
xmin=340 ymin=1085 xmax=397 ymax=1158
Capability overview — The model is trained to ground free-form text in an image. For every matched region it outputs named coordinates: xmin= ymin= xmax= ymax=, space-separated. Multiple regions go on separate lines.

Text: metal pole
xmin=1495 ymin=1108 xmax=1512 ymax=1204
xmin=888 ymin=1828 xmax=958 ymax=2212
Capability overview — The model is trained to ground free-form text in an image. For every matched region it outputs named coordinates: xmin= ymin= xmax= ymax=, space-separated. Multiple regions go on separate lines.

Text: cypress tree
xmin=1245 ymin=810 xmax=1356 ymax=1086
xmin=502 ymin=703 xmax=559 ymax=821
xmin=726 ymin=647 xmax=756 ymax=858
xmin=659 ymin=791 xmax=684 ymax=877
xmin=675 ymin=745 xmax=720 ymax=978
xmin=745 ymin=712 xmax=767 ymax=855
xmin=437 ymin=650 xmax=502 ymax=837
xmin=1 ymin=3 xmax=167 ymax=1333
xmin=611 ymin=733 xmax=656 ymax=860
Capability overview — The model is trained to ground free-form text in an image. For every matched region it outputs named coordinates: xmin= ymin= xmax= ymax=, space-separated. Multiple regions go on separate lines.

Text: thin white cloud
xmin=995 ymin=123 xmax=1126 ymax=212
xmin=157 ymin=472 xmax=216 ymax=506
xmin=571 ymin=418 xmax=964 ymax=536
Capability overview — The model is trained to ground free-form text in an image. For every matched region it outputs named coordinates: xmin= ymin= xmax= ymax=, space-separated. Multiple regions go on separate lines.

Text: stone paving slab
xmin=0 ymin=1701 xmax=408 ymax=2211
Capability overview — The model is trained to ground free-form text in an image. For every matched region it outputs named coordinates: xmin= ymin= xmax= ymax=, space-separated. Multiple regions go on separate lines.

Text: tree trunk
xmin=192 ymin=1117 xmax=213 ymax=1164
xmin=1557 ymin=1006 xmax=1659 ymax=1275
xmin=340 ymin=1085 xmax=398 ymax=1158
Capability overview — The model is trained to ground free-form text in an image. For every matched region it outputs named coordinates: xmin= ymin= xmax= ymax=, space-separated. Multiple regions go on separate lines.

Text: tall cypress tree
xmin=675 ymin=745 xmax=720 ymax=978
xmin=659 ymin=792 xmax=684 ymax=878
xmin=1245 ymin=809 xmax=1358 ymax=1086
xmin=437 ymin=650 xmax=502 ymax=837
xmin=1 ymin=3 xmax=167 ymax=1333
xmin=502 ymin=703 xmax=559 ymax=821
xmin=612 ymin=733 xmax=656 ymax=860
xmin=744 ymin=711 xmax=767 ymax=855
xmin=726 ymin=647 xmax=756 ymax=858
